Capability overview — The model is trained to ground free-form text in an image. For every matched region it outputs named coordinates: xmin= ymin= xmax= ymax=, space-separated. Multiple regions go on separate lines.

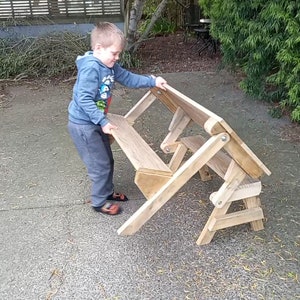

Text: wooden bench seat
xmin=108 ymin=114 xmax=171 ymax=173
xmin=108 ymin=113 xmax=172 ymax=199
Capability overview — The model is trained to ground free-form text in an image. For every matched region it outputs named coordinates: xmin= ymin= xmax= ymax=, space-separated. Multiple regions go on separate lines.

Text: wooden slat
xmin=243 ymin=197 xmax=264 ymax=231
xmin=196 ymin=202 xmax=231 ymax=245
xmin=124 ymin=90 xmax=157 ymax=123
xmin=181 ymin=135 xmax=230 ymax=179
xmin=210 ymin=160 xmax=247 ymax=208
xmin=168 ymin=143 xmax=187 ymax=172
xmin=151 ymin=85 xmax=223 ymax=128
xmin=161 ymin=107 xmax=191 ymax=153
xmin=204 ymin=117 xmax=227 ymax=135
xmin=150 ymin=88 xmax=178 ymax=114
xmin=208 ymin=207 xmax=264 ymax=231
xmin=209 ymin=181 xmax=262 ymax=202
xmin=108 ymin=114 xmax=172 ymax=173
xmin=181 ymin=133 xmax=270 ymax=179
xmin=224 ymin=137 xmax=271 ymax=177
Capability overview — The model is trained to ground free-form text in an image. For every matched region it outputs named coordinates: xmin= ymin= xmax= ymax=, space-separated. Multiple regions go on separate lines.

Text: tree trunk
xmin=126 ymin=0 xmax=147 ymax=52
xmin=133 ymin=0 xmax=169 ymax=53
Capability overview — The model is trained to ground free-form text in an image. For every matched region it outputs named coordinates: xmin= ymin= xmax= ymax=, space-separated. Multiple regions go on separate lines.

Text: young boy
xmin=68 ymin=22 xmax=167 ymax=215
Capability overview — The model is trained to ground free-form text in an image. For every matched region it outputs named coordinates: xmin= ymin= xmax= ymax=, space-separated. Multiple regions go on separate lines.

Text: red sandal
xmin=93 ymin=202 xmax=121 ymax=215
xmin=107 ymin=192 xmax=128 ymax=202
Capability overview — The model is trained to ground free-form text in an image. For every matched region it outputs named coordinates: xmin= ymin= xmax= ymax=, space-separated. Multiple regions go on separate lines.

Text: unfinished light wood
xmin=181 ymin=135 xmax=231 ymax=179
xmin=196 ymin=202 xmax=231 ymax=245
xmin=124 ymin=90 xmax=157 ymax=123
xmin=109 ymin=113 xmax=172 ymax=198
xmin=208 ymin=207 xmax=264 ymax=231
xmin=168 ymin=143 xmax=188 ymax=172
xmin=118 ymin=132 xmax=230 ymax=236
xmin=151 ymin=86 xmax=223 ymax=127
xmin=161 ymin=107 xmax=191 ymax=153
xmin=198 ymin=165 xmax=213 ymax=182
xmin=109 ymin=113 xmax=171 ymax=173
xmin=210 ymin=159 xmax=247 ymax=208
xmin=108 ymin=84 xmax=271 ymax=245
xmin=135 ymin=168 xmax=172 ymax=200
xmin=152 ymin=85 xmax=271 ymax=178
xmin=243 ymin=196 xmax=264 ymax=231
xmin=209 ymin=181 xmax=262 ymax=203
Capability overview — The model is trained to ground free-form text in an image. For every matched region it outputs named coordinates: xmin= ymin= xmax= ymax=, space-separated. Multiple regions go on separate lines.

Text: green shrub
xmin=138 ymin=0 xmax=177 ymax=36
xmin=139 ymin=17 xmax=176 ymax=36
xmin=120 ymin=50 xmax=141 ymax=69
xmin=200 ymin=0 xmax=300 ymax=122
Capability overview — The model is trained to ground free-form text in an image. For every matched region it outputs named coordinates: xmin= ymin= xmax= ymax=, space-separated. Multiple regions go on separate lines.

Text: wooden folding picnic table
xmin=108 ymin=84 xmax=271 ymax=245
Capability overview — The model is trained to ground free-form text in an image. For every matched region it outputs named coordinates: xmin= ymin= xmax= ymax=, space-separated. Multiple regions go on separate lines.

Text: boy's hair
xmin=91 ymin=22 xmax=126 ymax=50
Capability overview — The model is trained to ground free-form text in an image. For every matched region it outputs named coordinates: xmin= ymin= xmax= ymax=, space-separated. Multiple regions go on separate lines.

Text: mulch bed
xmin=130 ymin=32 xmax=222 ymax=74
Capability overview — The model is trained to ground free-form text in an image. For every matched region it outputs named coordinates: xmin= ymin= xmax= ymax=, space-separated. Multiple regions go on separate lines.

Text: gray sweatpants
xmin=68 ymin=121 xmax=114 ymax=208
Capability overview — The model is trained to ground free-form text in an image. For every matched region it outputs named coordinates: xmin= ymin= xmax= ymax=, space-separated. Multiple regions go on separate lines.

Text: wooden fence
xmin=0 ymin=0 xmax=124 ymax=24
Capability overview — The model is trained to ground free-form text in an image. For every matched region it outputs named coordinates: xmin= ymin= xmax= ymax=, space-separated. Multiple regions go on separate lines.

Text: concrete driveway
xmin=0 ymin=71 xmax=299 ymax=299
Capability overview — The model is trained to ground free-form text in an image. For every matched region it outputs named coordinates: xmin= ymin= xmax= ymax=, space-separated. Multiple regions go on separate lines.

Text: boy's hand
xmin=102 ymin=122 xmax=117 ymax=134
xmin=155 ymin=76 xmax=167 ymax=90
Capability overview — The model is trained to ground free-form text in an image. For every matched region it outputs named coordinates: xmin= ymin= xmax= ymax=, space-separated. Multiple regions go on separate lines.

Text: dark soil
xmin=130 ymin=32 xmax=222 ymax=74
xmin=130 ymin=33 xmax=300 ymax=141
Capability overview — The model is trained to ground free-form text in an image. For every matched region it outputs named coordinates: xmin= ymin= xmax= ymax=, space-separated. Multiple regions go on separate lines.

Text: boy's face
xmin=93 ymin=41 xmax=123 ymax=68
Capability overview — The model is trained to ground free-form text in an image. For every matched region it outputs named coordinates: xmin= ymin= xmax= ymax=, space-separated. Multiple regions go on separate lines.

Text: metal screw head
xmin=221 ymin=135 xmax=227 ymax=142
xmin=165 ymin=147 xmax=170 ymax=153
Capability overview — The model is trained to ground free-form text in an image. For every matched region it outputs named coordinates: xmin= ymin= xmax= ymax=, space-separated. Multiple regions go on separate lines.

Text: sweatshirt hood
xmin=76 ymin=51 xmax=102 ymax=70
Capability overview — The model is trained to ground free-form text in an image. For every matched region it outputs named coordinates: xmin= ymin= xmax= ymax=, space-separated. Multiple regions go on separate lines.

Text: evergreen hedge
xmin=200 ymin=0 xmax=300 ymax=122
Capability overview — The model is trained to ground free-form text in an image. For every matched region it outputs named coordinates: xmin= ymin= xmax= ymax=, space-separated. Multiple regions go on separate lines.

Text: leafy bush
xmin=138 ymin=0 xmax=177 ymax=36
xmin=200 ymin=0 xmax=300 ymax=122
xmin=139 ymin=17 xmax=176 ymax=36
xmin=120 ymin=50 xmax=141 ymax=69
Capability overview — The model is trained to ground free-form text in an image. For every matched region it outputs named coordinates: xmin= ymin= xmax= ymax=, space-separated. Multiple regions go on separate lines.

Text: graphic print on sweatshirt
xmin=96 ymin=74 xmax=114 ymax=112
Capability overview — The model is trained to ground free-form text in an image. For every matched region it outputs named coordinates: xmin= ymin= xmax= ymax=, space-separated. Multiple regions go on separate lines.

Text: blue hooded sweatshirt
xmin=68 ymin=51 xmax=156 ymax=127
